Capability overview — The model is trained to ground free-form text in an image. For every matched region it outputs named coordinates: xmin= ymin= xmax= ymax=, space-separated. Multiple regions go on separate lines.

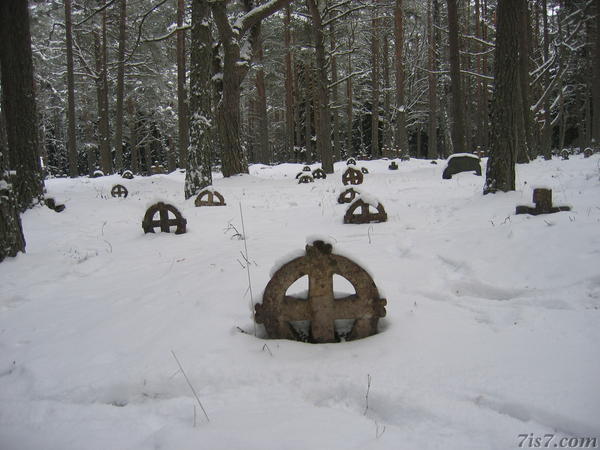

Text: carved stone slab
xmin=346 ymin=158 xmax=357 ymax=165
xmin=302 ymin=165 xmax=312 ymax=172
xmin=255 ymin=240 xmax=387 ymax=343
xmin=344 ymin=198 xmax=387 ymax=224
xmin=342 ymin=167 xmax=363 ymax=185
xmin=388 ymin=162 xmax=398 ymax=170
xmin=515 ymin=188 xmax=571 ymax=216
xmin=298 ymin=174 xmax=314 ymax=184
xmin=312 ymin=168 xmax=327 ymax=179
xmin=195 ymin=189 xmax=226 ymax=207
xmin=111 ymin=184 xmax=128 ymax=198
xmin=360 ymin=167 xmax=369 ymax=174
xmin=142 ymin=202 xmax=187 ymax=234
xmin=122 ymin=170 xmax=134 ymax=179
xmin=337 ymin=187 xmax=358 ymax=204
xmin=583 ymin=147 xmax=593 ymax=158
xmin=560 ymin=150 xmax=570 ymax=160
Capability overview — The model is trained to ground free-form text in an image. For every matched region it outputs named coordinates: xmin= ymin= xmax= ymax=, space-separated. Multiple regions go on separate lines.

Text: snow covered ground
xmin=1 ymin=156 xmax=599 ymax=449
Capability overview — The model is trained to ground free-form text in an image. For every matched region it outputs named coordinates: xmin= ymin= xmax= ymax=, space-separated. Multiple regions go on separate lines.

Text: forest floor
xmin=1 ymin=156 xmax=599 ymax=449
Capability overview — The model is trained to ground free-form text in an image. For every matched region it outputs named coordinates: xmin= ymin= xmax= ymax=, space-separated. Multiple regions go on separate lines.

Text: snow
xmin=1 ymin=155 xmax=600 ymax=449
xmin=447 ymin=152 xmax=481 ymax=161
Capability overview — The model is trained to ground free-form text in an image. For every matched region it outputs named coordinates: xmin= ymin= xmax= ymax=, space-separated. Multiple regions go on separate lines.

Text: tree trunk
xmin=186 ymin=0 xmax=214 ymax=199
xmin=0 ymin=0 xmax=45 ymax=211
xmin=394 ymin=0 xmax=409 ymax=156
xmin=64 ymin=0 xmax=78 ymax=177
xmin=371 ymin=0 xmax=381 ymax=158
xmin=284 ymin=4 xmax=295 ymax=161
xmin=94 ymin=6 xmax=111 ymax=174
xmin=253 ymin=24 xmax=270 ymax=164
xmin=346 ymin=22 xmax=355 ymax=156
xmin=592 ymin=0 xmax=600 ymax=146
xmin=127 ymin=98 xmax=139 ymax=173
xmin=517 ymin=1 xmax=532 ymax=162
xmin=541 ymin=0 xmax=552 ymax=158
xmin=0 ymin=167 xmax=25 ymax=262
xmin=177 ymin=0 xmax=189 ymax=168
xmin=114 ymin=0 xmax=127 ymax=171
xmin=382 ymin=18 xmax=392 ymax=153
xmin=484 ymin=0 xmax=523 ymax=194
xmin=330 ymin=23 xmax=341 ymax=162
xmin=427 ymin=0 xmax=438 ymax=159
xmin=307 ymin=0 xmax=333 ymax=173
xmin=446 ymin=0 xmax=466 ymax=154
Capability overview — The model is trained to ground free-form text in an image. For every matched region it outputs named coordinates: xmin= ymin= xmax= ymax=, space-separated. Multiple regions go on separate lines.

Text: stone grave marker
xmin=442 ymin=154 xmax=481 ymax=179
xmin=360 ymin=167 xmax=369 ymax=174
xmin=142 ymin=202 xmax=187 ymax=234
xmin=342 ymin=167 xmax=363 ymax=185
xmin=255 ymin=240 xmax=387 ymax=343
xmin=45 ymin=198 xmax=65 ymax=212
xmin=346 ymin=158 xmax=357 ymax=165
xmin=111 ymin=184 xmax=129 ymax=198
xmin=515 ymin=188 xmax=571 ymax=216
xmin=150 ymin=165 xmax=166 ymax=174
xmin=560 ymin=149 xmax=570 ymax=160
xmin=337 ymin=187 xmax=358 ymax=204
xmin=312 ymin=168 xmax=327 ymax=179
xmin=302 ymin=165 xmax=312 ymax=172
xmin=344 ymin=198 xmax=387 ymax=224
xmin=122 ymin=170 xmax=134 ymax=179
xmin=195 ymin=189 xmax=226 ymax=207
xmin=298 ymin=174 xmax=314 ymax=184
xmin=388 ymin=161 xmax=398 ymax=170
xmin=583 ymin=147 xmax=593 ymax=158
xmin=92 ymin=170 xmax=104 ymax=178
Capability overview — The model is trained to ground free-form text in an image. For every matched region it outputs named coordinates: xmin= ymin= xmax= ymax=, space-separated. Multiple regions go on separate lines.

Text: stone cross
xmin=111 ymin=184 xmax=128 ymax=198
xmin=342 ymin=167 xmax=363 ymax=185
xmin=195 ymin=190 xmax=226 ymax=206
xmin=515 ymin=188 xmax=571 ymax=216
xmin=255 ymin=240 xmax=387 ymax=343
xmin=142 ymin=202 xmax=187 ymax=234
xmin=344 ymin=198 xmax=387 ymax=224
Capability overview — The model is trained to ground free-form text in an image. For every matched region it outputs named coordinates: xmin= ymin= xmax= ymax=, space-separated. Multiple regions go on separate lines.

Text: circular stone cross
xmin=337 ymin=187 xmax=358 ymax=204
xmin=312 ymin=168 xmax=327 ymax=179
xmin=195 ymin=190 xmax=226 ymax=207
xmin=111 ymin=184 xmax=129 ymax=198
xmin=344 ymin=198 xmax=387 ymax=224
xmin=342 ymin=167 xmax=364 ymax=185
xmin=142 ymin=202 xmax=187 ymax=234
xmin=255 ymin=240 xmax=387 ymax=343
xmin=298 ymin=174 xmax=314 ymax=184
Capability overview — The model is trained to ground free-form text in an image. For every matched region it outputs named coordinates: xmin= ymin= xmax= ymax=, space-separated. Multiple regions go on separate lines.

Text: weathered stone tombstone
xmin=122 ymin=170 xmax=134 ymax=179
xmin=312 ymin=168 xmax=327 ymax=179
xmin=430 ymin=160 xmax=438 ymax=165
xmin=388 ymin=161 xmax=398 ymax=170
xmin=337 ymin=187 xmax=358 ymax=204
xmin=342 ymin=167 xmax=364 ymax=185
xmin=515 ymin=188 xmax=571 ymax=216
xmin=302 ymin=165 xmax=312 ymax=172
xmin=194 ymin=189 xmax=226 ymax=207
xmin=150 ymin=165 xmax=166 ymax=175
xmin=255 ymin=240 xmax=387 ymax=343
xmin=295 ymin=172 xmax=303 ymax=179
xmin=45 ymin=197 xmax=65 ymax=213
xmin=142 ymin=202 xmax=187 ymax=234
xmin=298 ymin=174 xmax=314 ymax=184
xmin=360 ymin=167 xmax=369 ymax=174
xmin=111 ymin=184 xmax=129 ymax=198
xmin=560 ymin=149 xmax=570 ymax=160
xmin=442 ymin=153 xmax=482 ymax=179
xmin=346 ymin=158 xmax=357 ymax=166
xmin=92 ymin=170 xmax=104 ymax=178
xmin=344 ymin=198 xmax=387 ymax=224
xmin=583 ymin=147 xmax=593 ymax=158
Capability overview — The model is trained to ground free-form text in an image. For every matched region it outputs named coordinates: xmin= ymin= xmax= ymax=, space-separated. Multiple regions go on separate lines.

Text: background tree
xmin=484 ymin=0 xmax=523 ymax=194
xmin=0 ymin=0 xmax=45 ymax=210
